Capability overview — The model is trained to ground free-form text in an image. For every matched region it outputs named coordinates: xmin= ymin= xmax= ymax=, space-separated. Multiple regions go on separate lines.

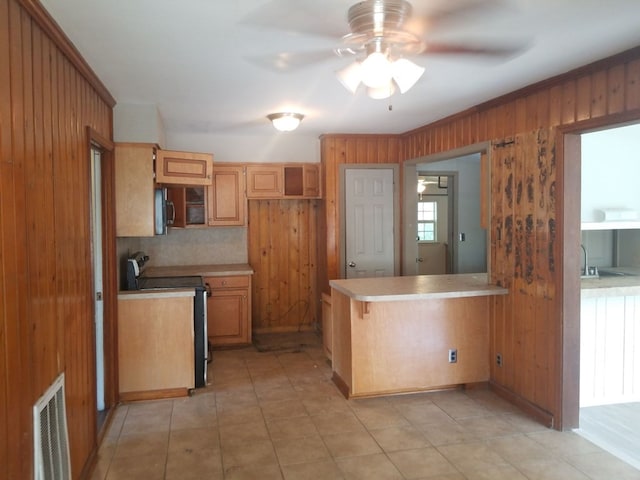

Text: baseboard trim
xmin=489 ymin=381 xmax=555 ymax=429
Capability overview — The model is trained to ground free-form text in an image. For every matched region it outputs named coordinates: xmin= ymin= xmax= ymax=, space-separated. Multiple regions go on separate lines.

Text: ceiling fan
xmin=244 ymin=0 xmax=526 ymax=99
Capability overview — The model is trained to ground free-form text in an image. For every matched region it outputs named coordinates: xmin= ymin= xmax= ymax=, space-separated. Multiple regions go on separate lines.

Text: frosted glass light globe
xmin=360 ymin=52 xmax=392 ymax=88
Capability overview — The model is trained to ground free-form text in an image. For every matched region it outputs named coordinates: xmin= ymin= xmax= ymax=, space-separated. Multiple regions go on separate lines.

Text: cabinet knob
xmin=221 ymin=280 xmax=227 ymax=286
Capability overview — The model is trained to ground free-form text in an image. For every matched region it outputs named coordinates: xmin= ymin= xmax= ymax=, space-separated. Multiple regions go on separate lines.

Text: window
xmin=417 ymin=201 xmax=437 ymax=242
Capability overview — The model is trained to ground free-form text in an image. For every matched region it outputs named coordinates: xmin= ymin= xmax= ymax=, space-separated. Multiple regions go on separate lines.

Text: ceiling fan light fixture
xmin=367 ymin=82 xmax=396 ymax=99
xmin=391 ymin=58 xmax=425 ymax=93
xmin=336 ymin=61 xmax=363 ymax=93
xmin=360 ymin=51 xmax=393 ymax=88
xmin=267 ymin=112 xmax=304 ymax=132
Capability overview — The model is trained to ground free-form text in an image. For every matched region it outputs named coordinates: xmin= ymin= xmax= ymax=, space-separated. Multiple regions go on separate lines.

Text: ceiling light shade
xmin=367 ymin=82 xmax=396 ymax=99
xmin=391 ymin=58 xmax=425 ymax=93
xmin=360 ymin=51 xmax=393 ymax=88
xmin=267 ymin=112 xmax=304 ymax=132
xmin=336 ymin=61 xmax=363 ymax=93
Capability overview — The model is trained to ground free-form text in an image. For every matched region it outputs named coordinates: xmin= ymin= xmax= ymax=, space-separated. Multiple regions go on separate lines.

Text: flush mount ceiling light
xmin=267 ymin=112 xmax=304 ymax=132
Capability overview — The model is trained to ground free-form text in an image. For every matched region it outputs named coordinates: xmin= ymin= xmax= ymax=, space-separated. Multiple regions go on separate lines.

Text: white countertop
xmin=580 ymin=270 xmax=640 ymax=298
xmin=144 ymin=263 xmax=254 ymax=278
xmin=330 ymin=273 xmax=508 ymax=302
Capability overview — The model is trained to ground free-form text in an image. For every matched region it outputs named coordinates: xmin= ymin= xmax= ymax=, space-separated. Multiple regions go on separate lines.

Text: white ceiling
xmin=40 ymin=0 xmax=640 ymax=138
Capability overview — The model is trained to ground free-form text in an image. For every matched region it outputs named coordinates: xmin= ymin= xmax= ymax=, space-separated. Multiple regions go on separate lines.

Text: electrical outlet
xmin=448 ymin=349 xmax=457 ymax=363
xmin=496 ymin=353 xmax=503 ymax=367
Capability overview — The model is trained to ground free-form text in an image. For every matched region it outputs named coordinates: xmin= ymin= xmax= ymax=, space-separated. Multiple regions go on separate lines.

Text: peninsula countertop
xmin=330 ymin=273 xmax=508 ymax=302
xmin=143 ymin=263 xmax=254 ymax=278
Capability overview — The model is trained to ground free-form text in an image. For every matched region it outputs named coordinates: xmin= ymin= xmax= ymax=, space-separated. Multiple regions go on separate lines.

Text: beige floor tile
xmin=527 ymin=430 xmax=603 ymax=457
xmin=113 ymin=431 xmax=169 ymax=459
xmin=455 ymin=414 xmax=520 ymax=439
xmin=261 ymin=399 xmax=309 ymax=420
xmin=503 ymin=412 xmax=549 ymax=433
xmin=273 ymin=435 xmax=331 ymax=466
xmin=486 ymin=434 xmax=555 ymax=464
xmin=281 ymin=459 xmax=345 ymax=479
xmin=388 ymin=447 xmax=459 ymax=479
xmin=465 ymin=389 xmax=521 ymax=414
xmin=322 ymin=431 xmax=382 ymax=458
xmin=430 ymin=396 xmax=489 ymax=419
xmin=516 ymin=458 xmax=591 ymax=480
xmin=351 ymin=404 xmax=410 ymax=429
xmin=267 ymin=416 xmax=319 ymax=441
xmin=566 ymin=451 xmax=640 ymax=479
xmin=369 ymin=425 xmax=431 ymax=452
xmin=399 ymin=402 xmax=454 ymax=425
xmin=125 ymin=398 xmax=174 ymax=418
xmin=437 ymin=441 xmax=510 ymax=476
xmin=412 ymin=475 xmax=465 ymax=480
xmin=217 ymin=404 xmax=265 ymax=426
xmin=335 ymin=453 xmax=404 ymax=479
xmin=224 ymin=463 xmax=284 ymax=480
xmin=257 ymin=385 xmax=300 ymax=403
xmin=221 ymin=439 xmax=278 ymax=468
xmin=119 ymin=409 xmax=172 ymax=435
xmin=418 ymin=421 xmax=478 ymax=446
xmin=105 ymin=453 xmax=166 ymax=480
xmin=311 ymin=411 xmax=366 ymax=436
xmin=463 ymin=464 xmax=528 ymax=480
xmin=165 ymin=448 xmax=223 ymax=479
xmin=219 ymin=420 xmax=270 ymax=447
xmin=168 ymin=426 xmax=220 ymax=453
xmin=301 ymin=397 xmax=352 ymax=416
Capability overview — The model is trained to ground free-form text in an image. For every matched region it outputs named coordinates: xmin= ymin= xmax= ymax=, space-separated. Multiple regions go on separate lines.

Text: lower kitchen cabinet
xmin=117 ymin=291 xmax=195 ymax=400
xmin=205 ymin=275 xmax=252 ymax=346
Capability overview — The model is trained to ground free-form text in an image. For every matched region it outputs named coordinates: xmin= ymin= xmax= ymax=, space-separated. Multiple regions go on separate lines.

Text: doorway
xmin=403 ymin=143 xmax=490 ymax=276
xmin=574 ymin=123 xmax=640 ymax=469
xmin=340 ymin=165 xmax=400 ymax=278
xmin=90 ymin=145 xmax=106 ymax=420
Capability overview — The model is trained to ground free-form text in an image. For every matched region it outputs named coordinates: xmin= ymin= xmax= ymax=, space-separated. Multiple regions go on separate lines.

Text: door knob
xmin=417 ymin=258 xmax=424 ymax=263
xmin=348 ymin=261 xmax=356 ymax=268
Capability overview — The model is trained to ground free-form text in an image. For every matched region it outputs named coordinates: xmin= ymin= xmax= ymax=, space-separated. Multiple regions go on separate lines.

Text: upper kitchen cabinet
xmin=208 ymin=164 xmax=246 ymax=226
xmin=246 ymin=164 xmax=283 ymax=198
xmin=115 ymin=143 xmax=157 ymax=237
xmin=246 ymin=163 xmax=321 ymax=199
xmin=156 ymin=149 xmax=214 ymax=186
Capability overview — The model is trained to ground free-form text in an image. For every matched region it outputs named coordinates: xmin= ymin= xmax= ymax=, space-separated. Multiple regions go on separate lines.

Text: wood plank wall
xmin=400 ymin=47 xmax=640 ymax=427
xmin=0 ymin=0 xmax=114 ymax=478
xmin=319 ymin=48 xmax=640 ymax=427
xmin=248 ymin=200 xmax=320 ymax=333
xmin=318 ymin=135 xmax=401 ymax=292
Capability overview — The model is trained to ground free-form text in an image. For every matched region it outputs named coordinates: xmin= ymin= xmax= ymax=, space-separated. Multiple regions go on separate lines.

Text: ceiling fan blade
xmin=245 ymin=49 xmax=339 ymax=72
xmin=421 ymin=41 xmax=527 ymax=58
xmin=239 ymin=0 xmax=349 ymax=39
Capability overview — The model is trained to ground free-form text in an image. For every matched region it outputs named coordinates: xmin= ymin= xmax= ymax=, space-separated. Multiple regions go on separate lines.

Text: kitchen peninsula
xmin=329 ymin=273 xmax=508 ymax=399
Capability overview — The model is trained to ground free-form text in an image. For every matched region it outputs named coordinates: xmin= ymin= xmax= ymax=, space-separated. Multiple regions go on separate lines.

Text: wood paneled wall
xmin=400 ymin=47 xmax=640 ymax=427
xmin=248 ymin=199 xmax=320 ymax=333
xmin=0 ymin=0 xmax=114 ymax=478
xmin=318 ymin=135 xmax=401 ymax=292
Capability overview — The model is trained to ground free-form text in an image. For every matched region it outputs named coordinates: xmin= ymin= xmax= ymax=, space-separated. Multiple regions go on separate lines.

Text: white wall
xmin=114 ymin=104 xmax=167 ymax=147
xmin=165 ymin=132 xmax=320 ymax=164
xmin=581 ymin=124 xmax=640 ymax=222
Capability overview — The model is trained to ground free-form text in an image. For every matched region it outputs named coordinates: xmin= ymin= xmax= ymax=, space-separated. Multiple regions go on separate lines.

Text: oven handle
xmin=205 ymin=283 xmax=212 ymax=298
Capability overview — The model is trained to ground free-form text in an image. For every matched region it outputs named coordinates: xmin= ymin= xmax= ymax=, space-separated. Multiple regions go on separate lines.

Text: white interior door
xmin=90 ymin=147 xmax=105 ymax=411
xmin=345 ymin=168 xmax=395 ymax=278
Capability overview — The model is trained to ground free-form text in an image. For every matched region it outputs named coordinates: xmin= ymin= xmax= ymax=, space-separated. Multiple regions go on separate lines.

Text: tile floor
xmin=91 ymin=333 xmax=640 ymax=480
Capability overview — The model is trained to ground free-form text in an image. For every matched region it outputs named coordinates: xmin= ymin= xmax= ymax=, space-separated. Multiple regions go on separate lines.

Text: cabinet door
xmin=207 ymin=287 xmax=250 ymax=345
xmin=246 ymin=165 xmax=283 ymax=198
xmin=115 ymin=143 xmax=156 ymax=237
xmin=303 ymin=164 xmax=321 ymax=198
xmin=168 ymin=186 xmax=206 ymax=228
xmin=208 ymin=165 xmax=246 ymax=226
xmin=156 ymin=149 xmax=213 ymax=185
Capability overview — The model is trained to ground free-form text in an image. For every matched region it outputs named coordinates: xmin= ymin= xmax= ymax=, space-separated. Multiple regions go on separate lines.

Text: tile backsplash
xmin=117 ymin=227 xmax=248 ymax=289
